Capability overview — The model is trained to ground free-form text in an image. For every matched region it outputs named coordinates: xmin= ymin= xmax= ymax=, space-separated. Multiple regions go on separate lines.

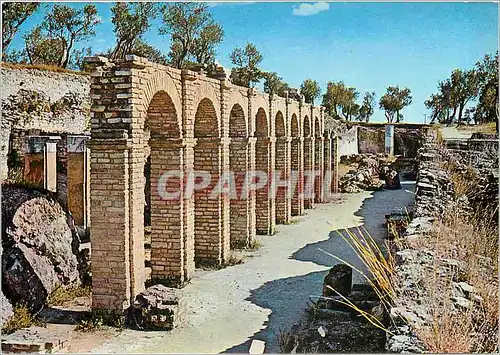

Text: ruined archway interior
xmin=229 ymin=104 xmax=250 ymax=248
xmin=145 ymin=91 xmax=180 ymax=229
xmin=194 ymin=98 xmax=222 ymax=266
xmin=255 ymin=108 xmax=271 ymax=234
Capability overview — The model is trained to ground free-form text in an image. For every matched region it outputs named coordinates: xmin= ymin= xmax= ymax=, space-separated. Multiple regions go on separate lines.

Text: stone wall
xmin=1 ymin=65 xmax=90 ymax=180
xmin=386 ymin=131 xmax=499 ymax=352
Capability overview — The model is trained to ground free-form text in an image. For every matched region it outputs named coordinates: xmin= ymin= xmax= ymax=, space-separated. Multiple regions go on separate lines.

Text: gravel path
xmin=91 ymin=183 xmax=415 ymax=354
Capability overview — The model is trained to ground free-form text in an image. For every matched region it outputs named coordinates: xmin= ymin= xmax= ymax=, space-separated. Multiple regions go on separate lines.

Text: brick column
xmin=182 ymin=140 xmax=195 ymax=281
xmin=248 ymin=137 xmax=257 ymax=241
xmin=291 ymin=137 xmax=304 ymax=216
xmin=230 ymin=137 xmax=253 ymax=248
xmin=194 ymin=138 xmax=225 ymax=265
xmin=150 ymin=138 xmax=191 ymax=285
xmin=255 ymin=137 xmax=276 ymax=234
xmin=89 ymin=137 xmax=132 ymax=311
xmin=323 ymin=135 xmax=333 ymax=199
xmin=314 ymin=137 xmax=324 ymax=203
xmin=220 ymin=138 xmax=231 ymax=261
xmin=275 ymin=136 xmax=291 ymax=223
xmin=303 ymin=137 xmax=315 ymax=209
xmin=332 ymin=136 xmax=340 ymax=194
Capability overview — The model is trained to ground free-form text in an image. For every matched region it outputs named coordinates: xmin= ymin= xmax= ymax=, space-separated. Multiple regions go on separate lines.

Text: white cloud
xmin=292 ymin=2 xmax=329 ymax=16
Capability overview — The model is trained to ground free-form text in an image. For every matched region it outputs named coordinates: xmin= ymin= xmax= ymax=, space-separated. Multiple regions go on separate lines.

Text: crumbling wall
xmin=338 ymin=126 xmax=359 ymax=156
xmin=1 ymin=66 xmax=90 ymax=180
xmin=358 ymin=126 xmax=385 ymax=154
xmin=394 ymin=127 xmax=426 ymax=158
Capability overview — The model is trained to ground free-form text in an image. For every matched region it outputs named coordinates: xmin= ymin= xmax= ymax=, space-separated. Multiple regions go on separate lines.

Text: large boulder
xmin=129 ymin=284 xmax=186 ymax=331
xmin=1 ymin=292 xmax=14 ymax=327
xmin=2 ymin=186 xmax=79 ymax=312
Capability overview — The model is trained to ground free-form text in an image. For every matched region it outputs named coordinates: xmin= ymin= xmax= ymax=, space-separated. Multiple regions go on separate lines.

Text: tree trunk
xmin=457 ymin=103 xmax=464 ymax=127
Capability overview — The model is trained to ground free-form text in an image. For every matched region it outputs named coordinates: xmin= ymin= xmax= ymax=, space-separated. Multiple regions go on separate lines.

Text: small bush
xmin=2 ymin=303 xmax=44 ymax=335
xmin=47 ymin=285 xmax=91 ymax=306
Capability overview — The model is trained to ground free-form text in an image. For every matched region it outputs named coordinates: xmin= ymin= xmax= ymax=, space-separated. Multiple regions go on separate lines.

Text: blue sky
xmin=10 ymin=1 xmax=498 ymax=123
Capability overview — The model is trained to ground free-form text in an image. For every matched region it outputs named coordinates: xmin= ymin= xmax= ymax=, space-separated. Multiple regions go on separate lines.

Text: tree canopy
xmin=160 ymin=3 xmax=223 ymax=68
xmin=2 ymin=2 xmax=40 ymax=58
xmin=425 ymin=53 xmax=496 ymax=125
xmin=379 ymin=86 xmax=412 ymax=123
xmin=110 ymin=3 xmax=159 ymax=61
xmin=229 ymin=43 xmax=263 ymax=88
xmin=263 ymin=72 xmax=289 ymax=97
xmin=300 ymin=79 xmax=320 ymax=105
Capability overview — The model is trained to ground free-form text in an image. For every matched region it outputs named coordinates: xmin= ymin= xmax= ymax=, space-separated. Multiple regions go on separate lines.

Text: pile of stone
xmin=1 ymin=185 xmax=81 ymax=315
xmin=339 ymin=154 xmax=400 ymax=193
xmin=385 ymin=131 xmax=499 ymax=352
xmin=128 ymin=284 xmax=186 ymax=331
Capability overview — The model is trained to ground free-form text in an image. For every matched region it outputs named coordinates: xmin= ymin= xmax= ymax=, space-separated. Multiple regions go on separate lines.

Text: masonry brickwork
xmin=84 ymin=55 xmax=340 ymax=311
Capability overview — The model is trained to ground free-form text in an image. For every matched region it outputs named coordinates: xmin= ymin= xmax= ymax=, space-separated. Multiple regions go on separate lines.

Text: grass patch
xmin=2 ymin=61 xmax=86 ymax=75
xmin=2 ymin=303 xmax=45 ymax=335
xmin=47 ymin=285 xmax=91 ymax=307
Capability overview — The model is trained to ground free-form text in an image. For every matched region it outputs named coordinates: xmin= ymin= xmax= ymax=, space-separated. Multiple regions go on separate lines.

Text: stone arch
xmin=140 ymin=71 xmax=183 ymax=136
xmin=314 ymin=116 xmax=324 ymax=203
xmin=291 ymin=114 xmax=299 ymax=138
xmin=275 ymin=111 xmax=286 ymax=137
xmin=195 ymin=98 xmax=219 ymax=137
xmin=228 ymin=104 xmax=252 ymax=248
xmin=303 ymin=115 xmax=314 ymax=208
xmin=290 ymin=113 xmax=303 ymax=216
xmin=314 ymin=117 xmax=321 ymax=137
xmin=303 ymin=115 xmax=311 ymax=137
xmin=146 ymin=90 xmax=188 ymax=284
xmin=255 ymin=107 xmax=269 ymax=137
xmin=255 ymin=107 xmax=274 ymax=234
xmin=275 ymin=110 xmax=289 ymax=223
xmin=193 ymin=97 xmax=224 ymax=266
xmin=229 ymin=104 xmax=247 ymax=138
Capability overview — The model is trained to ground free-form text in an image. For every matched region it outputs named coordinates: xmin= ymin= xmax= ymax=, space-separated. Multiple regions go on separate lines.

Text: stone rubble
xmin=128 ymin=284 xmax=186 ymax=331
xmin=385 ymin=131 xmax=499 ymax=352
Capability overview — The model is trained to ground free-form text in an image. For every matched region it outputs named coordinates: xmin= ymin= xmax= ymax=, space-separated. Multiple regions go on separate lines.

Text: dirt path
xmin=90 ymin=183 xmax=415 ymax=354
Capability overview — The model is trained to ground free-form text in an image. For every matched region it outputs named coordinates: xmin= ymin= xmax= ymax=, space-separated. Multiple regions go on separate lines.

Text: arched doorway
xmin=229 ymin=104 xmax=252 ymax=248
xmin=303 ymin=115 xmax=314 ymax=208
xmin=274 ymin=111 xmax=290 ymax=223
xmin=193 ymin=98 xmax=224 ymax=266
xmin=290 ymin=113 xmax=303 ymax=216
xmin=314 ymin=116 xmax=324 ymax=203
xmin=147 ymin=91 xmax=187 ymax=284
xmin=255 ymin=108 xmax=275 ymax=234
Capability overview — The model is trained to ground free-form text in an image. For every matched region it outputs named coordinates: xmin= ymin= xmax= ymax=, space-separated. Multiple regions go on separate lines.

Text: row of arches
xmin=88 ymin=69 xmax=337 ymax=311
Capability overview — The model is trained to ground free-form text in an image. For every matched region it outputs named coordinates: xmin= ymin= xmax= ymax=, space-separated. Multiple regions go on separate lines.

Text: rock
xmin=452 ymin=296 xmax=473 ymax=310
xmin=322 ymin=264 xmax=352 ymax=297
xmin=1 ymin=186 xmax=79 ymax=311
xmin=386 ymin=334 xmax=424 ymax=353
xmin=385 ymin=169 xmax=401 ymax=190
xmin=129 ymin=284 xmax=186 ymax=331
xmin=1 ymin=292 xmax=14 ymax=327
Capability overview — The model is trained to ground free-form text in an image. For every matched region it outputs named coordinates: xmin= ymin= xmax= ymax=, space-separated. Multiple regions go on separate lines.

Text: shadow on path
xmin=225 ymin=183 xmax=416 ymax=353
xmin=223 ymin=271 xmax=325 ymax=353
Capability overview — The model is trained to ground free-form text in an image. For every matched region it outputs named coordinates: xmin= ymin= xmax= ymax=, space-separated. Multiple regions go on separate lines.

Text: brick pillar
xmin=89 ymin=138 xmax=132 ymax=311
xmin=303 ymin=137 xmax=315 ymax=209
xmin=323 ymin=136 xmax=333 ymax=199
xmin=220 ymin=138 xmax=231 ymax=261
xmin=291 ymin=137 xmax=304 ymax=216
xmin=128 ymin=144 xmax=146 ymax=296
xmin=255 ymin=137 xmax=276 ymax=234
xmin=194 ymin=138 xmax=225 ymax=265
xmin=332 ymin=136 xmax=339 ymax=194
xmin=182 ymin=140 xmax=195 ymax=281
xmin=248 ymin=137 xmax=257 ymax=240
xmin=314 ymin=137 xmax=324 ymax=203
xmin=275 ymin=137 xmax=291 ymax=223
xmin=229 ymin=137 xmax=252 ymax=248
xmin=150 ymin=138 xmax=190 ymax=285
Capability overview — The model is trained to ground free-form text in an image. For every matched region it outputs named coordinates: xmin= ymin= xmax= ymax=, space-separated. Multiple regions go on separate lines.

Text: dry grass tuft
xmin=2 ymin=61 xmax=86 ymax=75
